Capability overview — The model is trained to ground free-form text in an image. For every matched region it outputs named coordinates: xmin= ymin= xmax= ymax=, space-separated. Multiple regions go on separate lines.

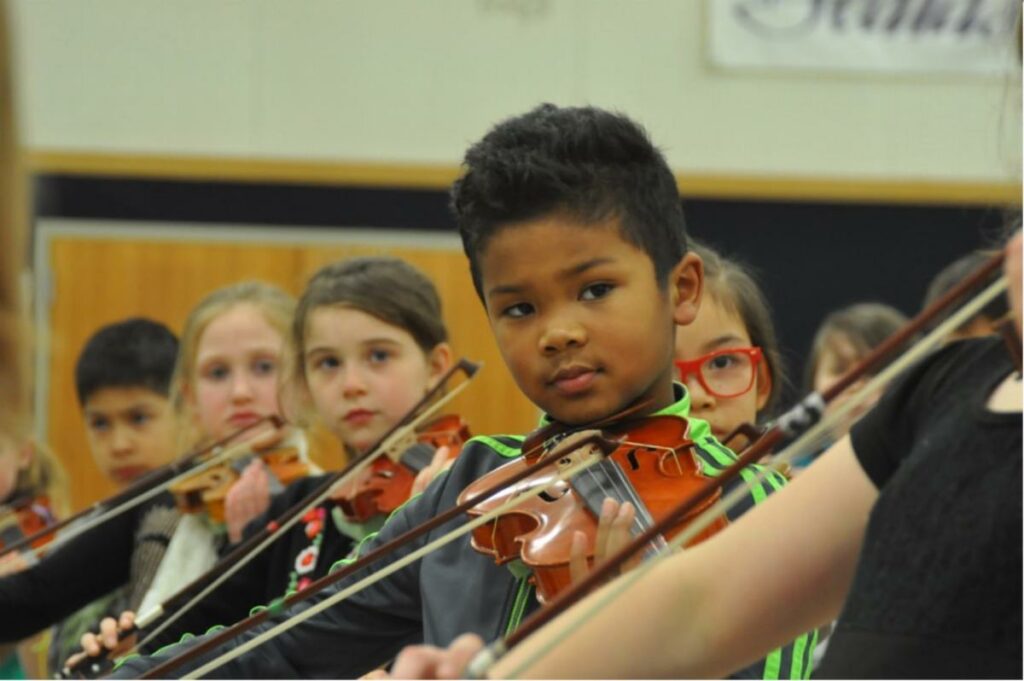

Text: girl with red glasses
xmin=674 ymin=241 xmax=783 ymax=448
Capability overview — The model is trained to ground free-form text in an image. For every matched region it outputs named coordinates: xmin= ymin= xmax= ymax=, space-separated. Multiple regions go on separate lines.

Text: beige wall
xmin=11 ymin=0 xmax=1021 ymax=184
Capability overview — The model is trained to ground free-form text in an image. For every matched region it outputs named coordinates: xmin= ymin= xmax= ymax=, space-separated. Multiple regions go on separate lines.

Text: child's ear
xmin=425 ymin=342 xmax=454 ymax=389
xmin=670 ymin=252 xmax=704 ymax=327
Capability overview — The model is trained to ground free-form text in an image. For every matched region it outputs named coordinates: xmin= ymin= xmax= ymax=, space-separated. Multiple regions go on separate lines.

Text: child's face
xmin=303 ymin=306 xmax=449 ymax=454
xmin=479 ymin=215 xmax=699 ymax=425
xmin=0 ymin=434 xmax=30 ymax=502
xmin=189 ymin=303 xmax=284 ymax=443
xmin=674 ymin=295 xmax=770 ymax=441
xmin=813 ymin=334 xmax=878 ymax=437
xmin=82 ymin=387 xmax=177 ymax=486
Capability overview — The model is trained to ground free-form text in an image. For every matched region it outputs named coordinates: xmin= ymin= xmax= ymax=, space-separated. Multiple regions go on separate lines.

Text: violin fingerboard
xmin=400 ymin=442 xmax=437 ymax=473
xmin=568 ymin=459 xmax=668 ymax=557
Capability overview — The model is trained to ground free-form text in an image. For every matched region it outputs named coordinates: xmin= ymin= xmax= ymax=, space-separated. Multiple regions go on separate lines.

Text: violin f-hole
xmin=539 ymin=480 xmax=570 ymax=503
xmin=625 ymin=449 xmax=640 ymax=471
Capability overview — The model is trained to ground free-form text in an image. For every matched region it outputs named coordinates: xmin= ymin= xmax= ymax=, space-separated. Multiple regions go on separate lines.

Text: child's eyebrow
xmin=561 ymin=257 xmax=616 ymax=279
xmin=487 ymin=257 xmax=616 ymax=298
xmin=360 ymin=337 xmax=403 ymax=348
xmin=703 ymin=334 xmax=749 ymax=350
xmin=305 ymin=338 xmax=402 ymax=357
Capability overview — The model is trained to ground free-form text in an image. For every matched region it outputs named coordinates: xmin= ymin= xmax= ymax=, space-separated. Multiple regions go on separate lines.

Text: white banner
xmin=708 ymin=0 xmax=1021 ymax=76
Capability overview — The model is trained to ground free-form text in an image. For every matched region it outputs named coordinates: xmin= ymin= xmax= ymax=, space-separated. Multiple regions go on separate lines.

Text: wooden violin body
xmin=458 ymin=415 xmax=728 ymax=603
xmin=336 ymin=414 xmax=470 ymax=523
xmin=169 ymin=446 xmax=310 ymax=522
xmin=0 ymin=495 xmax=56 ymax=553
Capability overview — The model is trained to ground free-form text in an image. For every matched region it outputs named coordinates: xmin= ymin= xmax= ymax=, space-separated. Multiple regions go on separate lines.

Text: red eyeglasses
xmin=674 ymin=347 xmax=766 ymax=399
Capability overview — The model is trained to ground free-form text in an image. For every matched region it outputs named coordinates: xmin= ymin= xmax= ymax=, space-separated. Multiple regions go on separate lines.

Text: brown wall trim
xmin=27 ymin=150 xmax=1021 ymax=206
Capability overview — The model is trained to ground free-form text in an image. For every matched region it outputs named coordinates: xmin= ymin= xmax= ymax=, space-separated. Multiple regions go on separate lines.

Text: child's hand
xmin=245 ymin=420 xmax=291 ymax=451
xmin=63 ymin=611 xmax=136 ymax=673
xmin=391 ymin=633 xmax=485 ymax=679
xmin=225 ymin=460 xmax=272 ymax=543
xmin=568 ymin=497 xmax=640 ymax=586
xmin=411 ymin=446 xmax=453 ymax=497
xmin=0 ymin=549 xmax=30 ymax=577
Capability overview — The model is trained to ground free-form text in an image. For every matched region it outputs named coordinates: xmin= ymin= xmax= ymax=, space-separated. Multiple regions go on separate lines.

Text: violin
xmin=0 ymin=495 xmax=56 ymax=553
xmin=458 ymin=414 xmax=728 ymax=603
xmin=168 ymin=444 xmax=312 ymax=523
xmin=335 ymin=414 xmax=471 ymax=523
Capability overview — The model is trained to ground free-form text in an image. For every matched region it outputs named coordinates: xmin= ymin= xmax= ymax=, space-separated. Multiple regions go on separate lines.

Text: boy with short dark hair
xmin=0 ymin=318 xmax=182 ymax=674
xmin=113 ymin=105 xmax=813 ymax=679
xmin=75 ymin=317 xmax=180 ymax=485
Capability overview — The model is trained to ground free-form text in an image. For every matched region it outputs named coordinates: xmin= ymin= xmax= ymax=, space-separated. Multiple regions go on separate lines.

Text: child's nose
xmin=231 ymin=373 xmax=255 ymax=401
xmin=684 ymin=376 xmax=715 ymax=410
xmin=340 ymin=365 xmax=367 ymax=397
xmin=539 ymin=319 xmax=587 ymax=355
xmin=110 ymin=425 xmax=134 ymax=456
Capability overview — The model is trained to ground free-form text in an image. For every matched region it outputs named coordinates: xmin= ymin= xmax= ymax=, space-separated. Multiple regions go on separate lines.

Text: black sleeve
xmin=138 ymin=548 xmax=270 ymax=654
xmin=111 ymin=476 xmax=447 ymax=678
xmin=849 ymin=340 xmax=978 ymax=489
xmin=0 ymin=501 xmax=140 ymax=641
xmin=142 ymin=476 xmax=331 ymax=653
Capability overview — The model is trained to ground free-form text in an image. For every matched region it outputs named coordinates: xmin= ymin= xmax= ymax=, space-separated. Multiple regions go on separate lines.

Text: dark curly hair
xmin=451 ymin=104 xmax=688 ymax=299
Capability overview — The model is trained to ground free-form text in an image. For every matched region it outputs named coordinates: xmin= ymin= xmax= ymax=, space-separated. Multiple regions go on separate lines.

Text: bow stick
xmin=114 ymin=358 xmax=482 ymax=659
xmin=138 ymin=402 xmax=657 ymax=678
xmin=64 ymin=360 xmax=482 ymax=679
xmin=0 ymin=416 xmax=281 ymax=563
xmin=154 ymin=251 xmax=1006 ymax=679
xmin=469 ymin=255 xmax=1009 ymax=679
xmin=173 ymin=435 xmax=631 ymax=680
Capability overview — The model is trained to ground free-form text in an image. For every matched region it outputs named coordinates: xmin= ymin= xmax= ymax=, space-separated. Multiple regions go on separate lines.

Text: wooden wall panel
xmin=44 ymin=233 xmax=538 ymax=511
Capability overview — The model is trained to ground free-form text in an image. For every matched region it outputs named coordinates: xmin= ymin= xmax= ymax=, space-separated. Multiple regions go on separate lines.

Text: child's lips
xmin=228 ymin=412 xmax=261 ymax=428
xmin=111 ymin=465 xmax=150 ymax=483
xmin=343 ymin=409 xmax=376 ymax=426
xmin=550 ymin=366 xmax=598 ymax=396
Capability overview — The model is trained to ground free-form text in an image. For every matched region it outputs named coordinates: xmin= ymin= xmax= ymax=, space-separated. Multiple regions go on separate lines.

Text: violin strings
xmin=182 ymin=419 xmax=704 ymax=675
xmin=497 ymin=275 xmax=1009 ymax=680
xmin=24 ymin=432 xmax=272 ymax=564
xmin=184 ymin=448 xmax=613 ymax=679
xmin=132 ymin=365 xmax=478 ymax=651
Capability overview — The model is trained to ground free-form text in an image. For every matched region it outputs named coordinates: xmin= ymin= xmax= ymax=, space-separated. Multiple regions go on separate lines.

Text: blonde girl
xmin=81 ymin=259 xmax=457 ymax=660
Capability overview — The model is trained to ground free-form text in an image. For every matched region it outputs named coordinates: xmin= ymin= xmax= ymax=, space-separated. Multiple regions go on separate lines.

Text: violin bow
xmin=121 ymin=358 xmax=483 ymax=657
xmin=162 ymin=254 xmax=1003 ymax=677
xmin=0 ymin=416 xmax=281 ymax=562
xmin=150 ymin=434 xmax=632 ymax=679
xmin=469 ymin=254 xmax=1010 ymax=679
xmin=154 ymin=252 xmax=1008 ymax=680
xmin=139 ymin=404 xmax=657 ymax=678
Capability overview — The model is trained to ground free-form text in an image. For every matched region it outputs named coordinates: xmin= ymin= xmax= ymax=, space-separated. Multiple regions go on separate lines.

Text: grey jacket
xmin=114 ymin=413 xmax=814 ymax=679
